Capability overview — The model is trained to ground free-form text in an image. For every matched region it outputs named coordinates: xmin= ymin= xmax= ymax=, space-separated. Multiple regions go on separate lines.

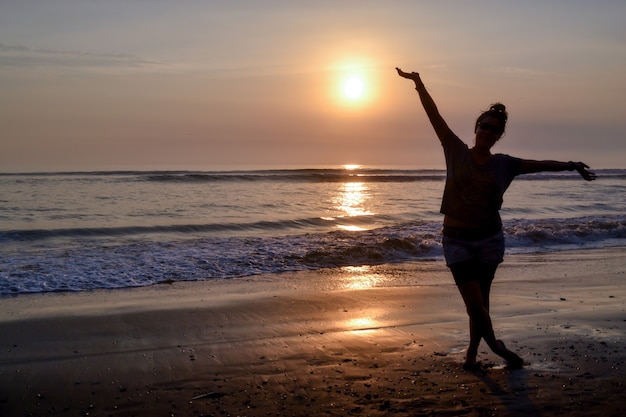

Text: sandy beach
xmin=1 ymin=248 xmax=624 ymax=417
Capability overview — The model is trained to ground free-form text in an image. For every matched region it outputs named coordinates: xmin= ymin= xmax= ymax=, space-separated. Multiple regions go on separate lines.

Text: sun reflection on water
xmin=331 ymin=182 xmax=373 ymax=231
xmin=337 ymin=182 xmax=371 ymax=217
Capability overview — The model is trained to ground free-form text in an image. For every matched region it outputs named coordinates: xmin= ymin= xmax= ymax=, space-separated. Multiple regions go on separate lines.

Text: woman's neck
xmin=470 ymin=147 xmax=492 ymax=164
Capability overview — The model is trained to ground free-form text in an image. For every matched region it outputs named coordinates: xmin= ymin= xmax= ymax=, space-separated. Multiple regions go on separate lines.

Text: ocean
xmin=1 ymin=167 xmax=624 ymax=295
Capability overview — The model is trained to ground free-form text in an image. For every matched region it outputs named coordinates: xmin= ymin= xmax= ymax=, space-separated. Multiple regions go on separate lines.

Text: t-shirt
xmin=440 ymin=134 xmax=521 ymax=228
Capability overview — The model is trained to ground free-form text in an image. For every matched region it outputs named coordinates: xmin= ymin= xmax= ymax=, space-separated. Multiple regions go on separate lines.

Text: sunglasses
xmin=477 ymin=122 xmax=503 ymax=135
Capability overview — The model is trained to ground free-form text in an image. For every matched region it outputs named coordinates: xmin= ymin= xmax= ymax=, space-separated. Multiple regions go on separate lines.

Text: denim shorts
xmin=442 ymin=230 xmax=505 ymax=267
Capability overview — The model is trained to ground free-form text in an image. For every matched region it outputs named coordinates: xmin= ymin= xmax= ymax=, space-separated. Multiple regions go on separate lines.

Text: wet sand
xmin=1 ymin=248 xmax=624 ymax=416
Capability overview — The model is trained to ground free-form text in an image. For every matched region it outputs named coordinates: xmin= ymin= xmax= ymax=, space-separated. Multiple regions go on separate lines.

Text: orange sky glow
xmin=1 ymin=1 xmax=625 ymax=171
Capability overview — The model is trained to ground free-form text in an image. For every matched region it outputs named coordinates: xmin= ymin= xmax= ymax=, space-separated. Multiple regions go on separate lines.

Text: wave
xmin=291 ymin=216 xmax=626 ymax=268
xmin=4 ymin=168 xmax=622 ymax=183
xmin=3 ymin=213 xmax=623 ymax=244
xmin=0 ymin=220 xmax=317 ymax=242
xmin=140 ymin=169 xmax=626 ymax=184
xmin=505 ymin=216 xmax=626 ymax=249
xmin=1 ymin=215 xmax=624 ymax=294
xmin=0 ymin=214 xmax=399 ymax=242
xmin=140 ymin=169 xmax=445 ymax=184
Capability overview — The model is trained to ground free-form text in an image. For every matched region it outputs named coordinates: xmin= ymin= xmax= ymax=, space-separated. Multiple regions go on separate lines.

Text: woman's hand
xmin=396 ymin=67 xmax=421 ymax=81
xmin=571 ymin=162 xmax=597 ymax=181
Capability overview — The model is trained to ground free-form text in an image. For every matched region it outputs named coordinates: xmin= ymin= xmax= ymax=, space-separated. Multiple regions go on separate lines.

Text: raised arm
xmin=519 ymin=160 xmax=597 ymax=181
xmin=396 ymin=68 xmax=454 ymax=144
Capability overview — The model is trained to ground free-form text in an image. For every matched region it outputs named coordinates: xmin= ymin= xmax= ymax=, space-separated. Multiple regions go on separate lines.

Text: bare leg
xmin=466 ymin=318 xmax=480 ymax=367
xmin=456 ymin=279 xmax=523 ymax=368
xmin=465 ymin=264 xmax=496 ymax=366
xmin=457 ymin=281 xmax=498 ymax=349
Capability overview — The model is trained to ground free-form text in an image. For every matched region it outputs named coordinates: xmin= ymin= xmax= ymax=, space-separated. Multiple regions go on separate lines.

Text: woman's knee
xmin=465 ymin=301 xmax=488 ymax=318
xmin=456 ymin=281 xmax=486 ymax=312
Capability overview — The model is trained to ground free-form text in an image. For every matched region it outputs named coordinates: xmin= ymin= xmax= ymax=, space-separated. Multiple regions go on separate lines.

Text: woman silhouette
xmin=396 ymin=68 xmax=596 ymax=368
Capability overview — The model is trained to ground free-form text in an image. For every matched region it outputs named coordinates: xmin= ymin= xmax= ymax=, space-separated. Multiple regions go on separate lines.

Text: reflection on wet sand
xmin=339 ymin=265 xmax=389 ymax=334
xmin=346 ymin=317 xmax=377 ymax=334
xmin=339 ymin=265 xmax=386 ymax=289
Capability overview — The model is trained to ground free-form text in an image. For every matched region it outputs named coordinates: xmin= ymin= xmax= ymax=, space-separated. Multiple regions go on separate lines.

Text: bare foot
xmin=495 ymin=340 xmax=524 ymax=369
xmin=462 ymin=358 xmax=481 ymax=371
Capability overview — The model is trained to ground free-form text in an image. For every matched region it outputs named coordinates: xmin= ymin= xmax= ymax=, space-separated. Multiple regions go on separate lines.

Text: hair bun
xmin=490 ymin=103 xmax=506 ymax=113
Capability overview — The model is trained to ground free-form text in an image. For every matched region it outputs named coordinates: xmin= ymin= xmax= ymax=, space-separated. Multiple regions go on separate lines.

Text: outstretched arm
xmin=396 ymin=68 xmax=454 ymax=144
xmin=519 ymin=160 xmax=597 ymax=181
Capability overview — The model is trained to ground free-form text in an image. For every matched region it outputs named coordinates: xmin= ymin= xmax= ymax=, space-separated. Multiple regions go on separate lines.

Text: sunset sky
xmin=1 ymin=1 xmax=625 ymax=172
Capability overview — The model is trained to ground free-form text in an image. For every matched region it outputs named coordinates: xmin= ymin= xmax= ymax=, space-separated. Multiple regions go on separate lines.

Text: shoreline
xmin=1 ymin=247 xmax=624 ymax=416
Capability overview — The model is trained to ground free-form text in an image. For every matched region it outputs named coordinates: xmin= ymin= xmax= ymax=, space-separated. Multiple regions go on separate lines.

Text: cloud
xmin=489 ymin=66 xmax=555 ymax=77
xmin=425 ymin=64 xmax=447 ymax=70
xmin=0 ymin=43 xmax=161 ymax=72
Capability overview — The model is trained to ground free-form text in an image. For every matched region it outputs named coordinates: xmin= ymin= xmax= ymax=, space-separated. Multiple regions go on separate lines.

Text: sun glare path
xmin=332 ymin=182 xmax=372 ymax=232
xmin=336 ymin=182 xmax=371 ymax=218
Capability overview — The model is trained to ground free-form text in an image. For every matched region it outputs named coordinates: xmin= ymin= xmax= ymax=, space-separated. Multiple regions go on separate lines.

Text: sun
xmin=328 ymin=60 xmax=377 ymax=109
xmin=343 ymin=76 xmax=364 ymax=100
